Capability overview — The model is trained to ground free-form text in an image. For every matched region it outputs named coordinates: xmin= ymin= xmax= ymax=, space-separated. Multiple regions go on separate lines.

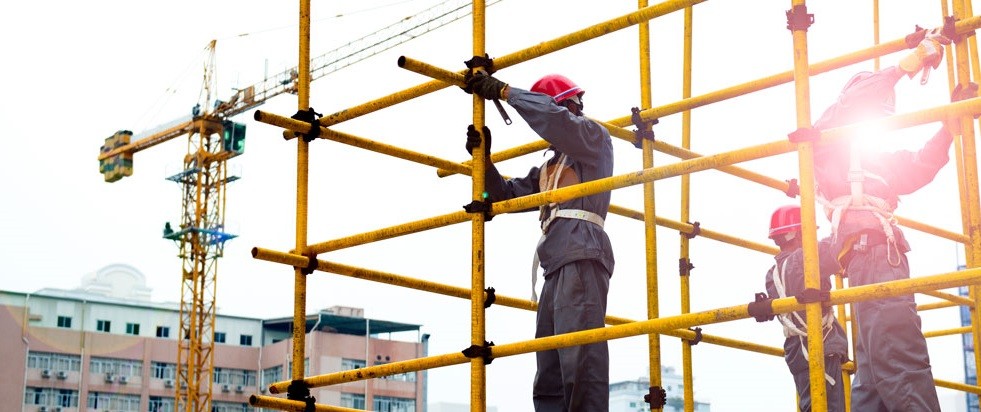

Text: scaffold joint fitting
xmin=630 ymin=107 xmax=658 ymax=148
xmin=944 ymin=16 xmax=965 ymax=44
xmin=684 ymin=221 xmax=701 ymax=239
xmin=748 ymin=292 xmax=775 ymax=322
xmin=286 ymin=379 xmax=316 ymax=412
xmin=297 ymin=252 xmax=318 ymax=275
xmin=785 ymin=5 xmax=814 ymax=32
xmin=484 ymin=287 xmax=496 ymax=308
xmin=464 ymin=53 xmax=496 ymax=75
xmin=796 ymin=288 xmax=830 ymax=304
xmin=291 ymin=107 xmax=323 ymax=143
xmin=644 ymin=386 xmax=667 ymax=409
xmin=686 ymin=326 xmax=703 ymax=346
xmin=679 ymin=258 xmax=695 ymax=277
xmin=905 ymin=25 xmax=928 ymax=49
xmin=462 ymin=340 xmax=495 ymax=364
xmin=785 ymin=178 xmax=800 ymax=198
xmin=788 ymin=127 xmax=820 ymax=143
xmin=463 ymin=200 xmax=494 ymax=221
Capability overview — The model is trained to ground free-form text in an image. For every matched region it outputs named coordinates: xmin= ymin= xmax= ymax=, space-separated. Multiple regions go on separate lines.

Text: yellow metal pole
xmin=291 ymin=0 xmax=312 ymax=389
xmin=922 ymin=326 xmax=973 ymax=338
xmin=834 ymin=274 xmax=852 ymax=411
xmin=609 ymin=205 xmax=779 ymax=255
xmin=469 ymin=1 xmax=488 ymax=410
xmin=679 ymin=5 xmax=696 ymax=412
xmin=786 ymin=1 xmax=827 ymax=409
xmin=872 ymin=0 xmax=880 ymax=71
xmin=936 ymin=379 xmax=981 ymax=395
xmin=920 ymin=290 xmax=975 ymax=307
xmin=266 ymin=265 xmax=981 ymax=393
xmin=636 ymin=2 xmax=663 ymax=408
xmin=250 ymin=394 xmax=364 ymax=412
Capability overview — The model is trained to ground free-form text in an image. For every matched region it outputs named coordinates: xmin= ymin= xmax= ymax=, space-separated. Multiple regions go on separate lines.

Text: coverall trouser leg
xmin=790 ymin=352 xmax=845 ymax=412
xmin=533 ymin=260 xmax=610 ymax=412
xmin=847 ymin=246 xmax=940 ymax=411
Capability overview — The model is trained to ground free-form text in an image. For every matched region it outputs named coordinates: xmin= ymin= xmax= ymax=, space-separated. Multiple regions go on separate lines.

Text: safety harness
xmin=770 ymin=258 xmax=838 ymax=386
xmin=817 ymin=146 xmax=902 ymax=267
xmin=529 ymin=153 xmax=605 ymax=303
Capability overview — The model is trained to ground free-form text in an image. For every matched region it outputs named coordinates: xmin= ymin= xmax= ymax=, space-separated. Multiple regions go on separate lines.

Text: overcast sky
xmin=2 ymin=1 xmax=979 ymax=411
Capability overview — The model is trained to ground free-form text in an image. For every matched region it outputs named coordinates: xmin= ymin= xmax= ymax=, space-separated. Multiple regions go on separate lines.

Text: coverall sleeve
xmin=506 ymin=87 xmax=611 ymax=162
xmin=483 ymin=160 xmax=540 ymax=205
xmin=869 ymin=127 xmax=953 ymax=195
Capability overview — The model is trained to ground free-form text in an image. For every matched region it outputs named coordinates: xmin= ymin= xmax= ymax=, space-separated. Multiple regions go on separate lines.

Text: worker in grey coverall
xmin=465 ymin=70 xmax=614 ymax=412
xmin=764 ymin=205 xmax=847 ymax=412
xmin=811 ymin=57 xmax=973 ymax=410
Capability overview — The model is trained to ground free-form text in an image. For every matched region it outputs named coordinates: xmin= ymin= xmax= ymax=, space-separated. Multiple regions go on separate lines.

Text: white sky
xmin=2 ymin=1 xmax=979 ymax=411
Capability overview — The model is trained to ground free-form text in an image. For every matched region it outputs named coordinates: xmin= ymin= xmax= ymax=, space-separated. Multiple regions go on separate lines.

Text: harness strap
xmin=530 ymin=209 xmax=605 ymax=303
xmin=818 ymin=193 xmax=901 ymax=267
xmin=771 ymin=258 xmax=838 ymax=386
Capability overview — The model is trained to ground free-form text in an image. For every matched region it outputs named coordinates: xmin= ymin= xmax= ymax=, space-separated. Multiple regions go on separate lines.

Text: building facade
xmin=609 ymin=367 xmax=711 ymax=412
xmin=2 ymin=264 xmax=427 ymax=412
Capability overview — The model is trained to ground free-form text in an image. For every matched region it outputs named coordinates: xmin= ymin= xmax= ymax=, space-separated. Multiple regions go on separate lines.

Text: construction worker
xmin=464 ymin=69 xmax=614 ymax=412
xmin=808 ymin=29 xmax=975 ymax=411
xmin=764 ymin=205 xmax=847 ymax=412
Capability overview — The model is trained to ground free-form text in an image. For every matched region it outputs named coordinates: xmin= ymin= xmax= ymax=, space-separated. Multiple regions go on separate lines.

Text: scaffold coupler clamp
xmin=796 ymin=288 xmax=830 ymax=305
xmin=785 ymin=4 xmax=814 ymax=32
xmin=788 ymin=127 xmax=820 ymax=144
xmin=465 ymin=54 xmax=512 ymax=125
xmin=484 ymin=287 xmax=497 ymax=308
xmin=679 ymin=258 xmax=695 ymax=277
xmin=296 ymin=251 xmax=318 ymax=275
xmin=686 ymin=327 xmax=703 ymax=346
xmin=644 ymin=386 xmax=667 ymax=409
xmin=748 ymin=292 xmax=775 ymax=322
xmin=944 ymin=15 xmax=967 ymax=44
xmin=291 ymin=107 xmax=323 ymax=143
xmin=684 ymin=221 xmax=701 ymax=239
xmin=785 ymin=178 xmax=800 ymax=198
xmin=286 ymin=379 xmax=317 ymax=412
xmin=462 ymin=340 xmax=496 ymax=364
xmin=463 ymin=198 xmax=494 ymax=222
xmin=631 ymin=107 xmax=658 ymax=148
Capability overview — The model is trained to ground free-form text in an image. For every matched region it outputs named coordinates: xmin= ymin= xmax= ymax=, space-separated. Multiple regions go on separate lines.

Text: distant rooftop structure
xmin=263 ymin=305 xmax=422 ymax=337
xmin=78 ymin=263 xmax=152 ymax=301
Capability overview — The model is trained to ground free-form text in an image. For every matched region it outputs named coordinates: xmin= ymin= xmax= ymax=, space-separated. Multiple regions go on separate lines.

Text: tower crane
xmin=95 ymin=1 xmax=500 ymax=410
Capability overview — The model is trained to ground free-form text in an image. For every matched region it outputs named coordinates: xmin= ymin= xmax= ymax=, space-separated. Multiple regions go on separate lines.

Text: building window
xmin=87 ymin=391 xmax=139 ymax=411
xmin=240 ymin=334 xmax=253 ymax=346
xmin=341 ymin=358 xmax=366 ymax=370
xmin=57 ymin=316 xmax=72 ymax=328
xmin=126 ymin=323 xmax=140 ymax=335
xmin=211 ymin=401 xmax=250 ymax=412
xmin=148 ymin=396 xmax=175 ymax=412
xmin=341 ymin=393 xmax=366 ymax=409
xmin=24 ymin=387 xmax=79 ymax=407
xmin=96 ymin=319 xmax=111 ymax=333
xmin=287 ymin=358 xmax=309 ymax=376
xmin=262 ymin=366 xmax=283 ymax=388
xmin=214 ymin=332 xmax=226 ymax=343
xmin=151 ymin=362 xmax=176 ymax=380
xmin=156 ymin=326 xmax=170 ymax=338
xmin=375 ymin=360 xmax=415 ymax=382
xmin=90 ymin=357 xmax=143 ymax=378
xmin=213 ymin=368 xmax=257 ymax=386
xmin=27 ymin=352 xmax=82 ymax=371
xmin=373 ymin=395 xmax=415 ymax=412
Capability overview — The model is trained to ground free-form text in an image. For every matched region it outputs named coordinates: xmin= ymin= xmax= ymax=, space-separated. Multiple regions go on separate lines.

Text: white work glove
xmin=900 ymin=27 xmax=951 ymax=85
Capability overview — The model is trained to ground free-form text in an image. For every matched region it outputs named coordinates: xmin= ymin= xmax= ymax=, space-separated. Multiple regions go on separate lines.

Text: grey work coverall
xmin=483 ymin=87 xmax=615 ymax=412
xmin=813 ymin=66 xmax=953 ymax=411
xmin=765 ymin=239 xmax=848 ymax=412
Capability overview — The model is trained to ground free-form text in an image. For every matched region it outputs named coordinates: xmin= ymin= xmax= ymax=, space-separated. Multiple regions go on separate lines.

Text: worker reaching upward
xmin=463 ymin=66 xmax=614 ymax=412
xmin=764 ymin=205 xmax=847 ymax=412
xmin=808 ymin=27 xmax=974 ymax=411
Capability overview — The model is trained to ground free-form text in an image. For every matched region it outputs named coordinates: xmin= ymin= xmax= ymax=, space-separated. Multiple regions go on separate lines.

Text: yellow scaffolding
xmin=249 ymin=1 xmax=981 ymax=411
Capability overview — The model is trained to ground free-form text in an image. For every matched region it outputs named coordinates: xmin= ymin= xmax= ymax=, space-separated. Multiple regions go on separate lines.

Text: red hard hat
xmin=531 ymin=74 xmax=584 ymax=103
xmin=769 ymin=205 xmax=802 ymax=238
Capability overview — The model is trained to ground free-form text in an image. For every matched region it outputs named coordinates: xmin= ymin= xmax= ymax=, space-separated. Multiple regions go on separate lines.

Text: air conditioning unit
xmin=221 ymin=384 xmax=230 ymax=392
xmin=235 ymin=385 xmax=244 ymax=393
xmin=260 ymin=387 xmax=266 ymax=394
xmin=53 ymin=407 xmax=62 ymax=412
xmin=56 ymin=371 xmax=68 ymax=379
xmin=41 ymin=369 xmax=51 ymax=378
xmin=164 ymin=379 xmax=174 ymax=388
xmin=118 ymin=375 xmax=129 ymax=384
xmin=104 ymin=373 xmax=115 ymax=383
xmin=38 ymin=407 xmax=48 ymax=412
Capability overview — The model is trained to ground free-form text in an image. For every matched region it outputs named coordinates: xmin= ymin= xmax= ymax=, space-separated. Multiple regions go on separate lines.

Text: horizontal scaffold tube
xmin=255 ymin=97 xmax=981 ymax=255
xmin=251 ymin=248 xmax=785 ymax=358
xmin=249 ymin=394 xmax=361 ymax=411
xmin=264 ymin=265 xmax=981 ymax=393
xmin=923 ymin=326 xmax=973 ymax=339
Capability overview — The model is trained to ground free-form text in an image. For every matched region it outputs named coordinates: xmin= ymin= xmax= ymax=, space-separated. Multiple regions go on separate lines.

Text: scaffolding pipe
xmin=291 ymin=0 xmax=313 ymax=386
xmin=922 ymin=325 xmax=972 ymax=338
xmin=469 ymin=1 xmax=489 ymax=410
xmin=250 ymin=394 xmax=362 ymax=411
xmin=251 ymin=249 xmax=786 ymax=357
xmin=266 ymin=266 xmax=981 ymax=393
xmin=678 ymin=4 xmax=697 ymax=410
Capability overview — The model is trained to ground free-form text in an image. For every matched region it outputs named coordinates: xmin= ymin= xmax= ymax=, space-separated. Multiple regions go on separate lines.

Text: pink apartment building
xmin=1 ymin=264 xmax=428 ymax=412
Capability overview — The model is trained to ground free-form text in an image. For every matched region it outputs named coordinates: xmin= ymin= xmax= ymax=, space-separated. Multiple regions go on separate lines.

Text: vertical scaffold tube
xmin=292 ymin=0 xmax=312 ymax=386
xmin=470 ymin=1 xmax=488 ymax=411
xmin=637 ymin=2 xmax=662 ymax=409
xmin=679 ymin=5 xmax=696 ymax=412
xmin=834 ymin=274 xmax=852 ymax=411
xmin=787 ymin=1 xmax=828 ymax=410
xmin=953 ymin=0 xmax=981 ymax=389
